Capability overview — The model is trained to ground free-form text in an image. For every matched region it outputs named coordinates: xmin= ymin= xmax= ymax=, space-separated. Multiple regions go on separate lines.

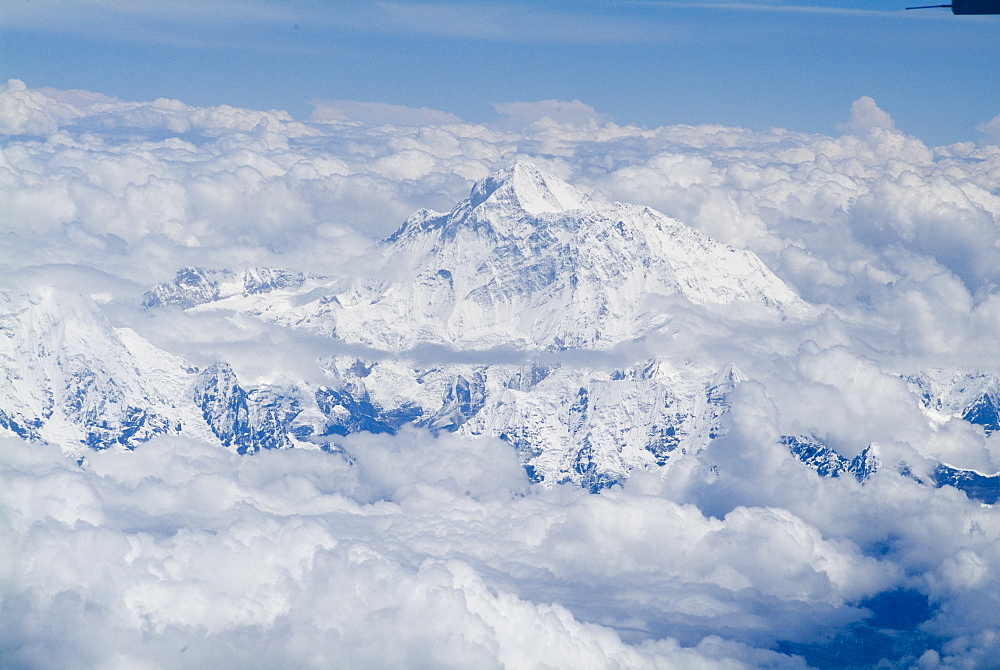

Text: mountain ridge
xmin=4 ymin=163 xmax=998 ymax=496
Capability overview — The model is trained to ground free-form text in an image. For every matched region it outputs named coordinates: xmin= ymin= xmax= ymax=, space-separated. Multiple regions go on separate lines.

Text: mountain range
xmin=3 ymin=162 xmax=999 ymax=499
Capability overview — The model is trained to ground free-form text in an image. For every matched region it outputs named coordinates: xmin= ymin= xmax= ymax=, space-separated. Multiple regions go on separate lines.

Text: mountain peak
xmin=466 ymin=162 xmax=591 ymax=217
xmin=384 ymin=162 xmax=593 ymax=245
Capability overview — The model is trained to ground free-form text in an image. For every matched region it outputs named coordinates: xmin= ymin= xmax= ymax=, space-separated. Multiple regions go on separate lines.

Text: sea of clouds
xmin=3 ymin=78 xmax=1000 ymax=668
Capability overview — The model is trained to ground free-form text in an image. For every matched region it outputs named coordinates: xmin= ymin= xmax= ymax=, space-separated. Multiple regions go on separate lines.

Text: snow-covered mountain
xmin=305 ymin=355 xmax=745 ymax=489
xmin=143 ymin=162 xmax=805 ymax=485
xmin=277 ymin=162 xmax=805 ymax=351
xmin=4 ymin=163 xmax=999 ymax=496
xmin=141 ymin=267 xmax=307 ymax=310
xmin=0 ymin=287 xmax=300 ymax=457
xmin=783 ymin=366 xmax=1000 ymax=503
xmin=0 ymin=287 xmax=196 ymax=452
xmin=906 ymin=369 xmax=1000 ymax=436
xmin=781 ymin=435 xmax=881 ymax=482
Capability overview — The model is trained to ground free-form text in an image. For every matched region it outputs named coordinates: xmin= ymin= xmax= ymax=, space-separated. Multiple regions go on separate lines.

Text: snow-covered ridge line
xmin=5 ymin=163 xmax=1000 ymax=497
xmin=143 ymin=267 xmax=310 ymax=309
xmin=784 ymin=433 xmax=1000 ymax=503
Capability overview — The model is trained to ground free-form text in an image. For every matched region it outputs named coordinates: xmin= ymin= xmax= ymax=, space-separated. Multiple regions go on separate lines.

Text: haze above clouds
xmin=3 ymin=71 xmax=1000 ymax=668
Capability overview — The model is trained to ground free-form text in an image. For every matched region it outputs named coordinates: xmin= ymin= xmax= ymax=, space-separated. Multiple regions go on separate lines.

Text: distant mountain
xmin=906 ymin=370 xmax=1000 ymax=436
xmin=143 ymin=267 xmax=307 ymax=309
xmin=5 ymin=163 xmax=1000 ymax=496
xmin=781 ymin=435 xmax=881 ymax=482
xmin=0 ymin=288 xmax=196 ymax=453
xmin=299 ymin=161 xmax=805 ymax=351
xmin=0 ymin=288 xmax=299 ymax=456
xmin=783 ymin=433 xmax=1000 ymax=504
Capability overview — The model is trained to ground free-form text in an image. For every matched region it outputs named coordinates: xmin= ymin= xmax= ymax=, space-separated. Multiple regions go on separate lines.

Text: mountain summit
xmin=111 ymin=163 xmax=811 ymax=484
xmin=387 ymin=162 xmax=593 ymax=246
xmin=340 ymin=162 xmax=804 ymax=350
xmin=465 ymin=161 xmax=593 ymax=216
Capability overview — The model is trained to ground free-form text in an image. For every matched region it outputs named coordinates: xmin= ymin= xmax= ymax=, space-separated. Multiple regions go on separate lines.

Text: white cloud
xmin=976 ymin=114 xmax=1000 ymax=143
xmin=0 ymin=79 xmax=78 ymax=135
xmin=1 ymin=434 xmax=829 ymax=668
xmin=6 ymin=416 xmax=997 ymax=667
xmin=7 ymin=83 xmax=1000 ymax=667
xmin=837 ymin=96 xmax=897 ymax=136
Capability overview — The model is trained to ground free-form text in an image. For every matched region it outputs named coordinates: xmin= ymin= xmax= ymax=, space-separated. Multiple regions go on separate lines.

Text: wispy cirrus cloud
xmin=0 ymin=0 xmax=685 ymax=46
xmin=310 ymin=100 xmax=464 ymax=126
xmin=369 ymin=1 xmax=685 ymax=42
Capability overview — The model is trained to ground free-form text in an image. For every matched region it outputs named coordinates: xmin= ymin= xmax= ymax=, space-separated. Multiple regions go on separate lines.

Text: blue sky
xmin=2 ymin=0 xmax=999 ymax=146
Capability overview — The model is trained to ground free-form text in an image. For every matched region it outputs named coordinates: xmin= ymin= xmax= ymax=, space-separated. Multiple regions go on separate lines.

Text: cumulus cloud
xmin=1 ymin=434 xmax=826 ymax=669
xmin=5 ymin=81 xmax=1000 ymax=394
xmin=0 ymin=78 xmax=81 ymax=135
xmin=0 ymin=79 xmax=313 ymax=139
xmin=838 ymin=95 xmax=897 ymax=136
xmin=4 ymin=417 xmax=999 ymax=668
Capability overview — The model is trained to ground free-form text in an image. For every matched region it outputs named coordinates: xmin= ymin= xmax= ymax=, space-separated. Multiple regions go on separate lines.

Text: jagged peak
xmin=851 ymin=443 xmax=881 ymax=482
xmin=142 ymin=266 xmax=306 ymax=309
xmin=711 ymin=363 xmax=748 ymax=389
xmin=383 ymin=208 xmax=447 ymax=243
xmin=372 ymin=161 xmax=805 ymax=332
xmin=465 ymin=162 xmax=592 ymax=217
xmin=383 ymin=162 xmax=593 ymax=246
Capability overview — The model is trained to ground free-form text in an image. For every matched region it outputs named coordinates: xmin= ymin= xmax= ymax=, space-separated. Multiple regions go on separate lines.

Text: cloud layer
xmin=4 ymin=81 xmax=1000 ymax=667
xmin=5 ymin=418 xmax=1000 ymax=668
xmin=0 ymin=432 xmax=890 ymax=669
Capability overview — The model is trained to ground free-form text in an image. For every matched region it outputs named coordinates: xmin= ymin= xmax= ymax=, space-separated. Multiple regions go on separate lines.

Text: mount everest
xmin=2 ymin=162 xmax=998 ymax=499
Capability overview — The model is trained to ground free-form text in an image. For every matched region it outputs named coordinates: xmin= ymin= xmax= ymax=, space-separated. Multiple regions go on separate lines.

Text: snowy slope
xmin=143 ymin=267 xmax=307 ymax=309
xmin=0 ymin=287 xmax=299 ymax=456
xmin=0 ymin=288 xmax=193 ymax=453
xmin=906 ymin=370 xmax=1000 ymax=435
xmin=304 ymin=354 xmax=743 ymax=489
